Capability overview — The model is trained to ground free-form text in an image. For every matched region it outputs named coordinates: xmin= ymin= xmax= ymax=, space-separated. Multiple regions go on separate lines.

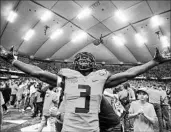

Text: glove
xmin=153 ymin=48 xmax=171 ymax=64
xmin=161 ymin=48 xmax=171 ymax=58
xmin=0 ymin=45 xmax=17 ymax=63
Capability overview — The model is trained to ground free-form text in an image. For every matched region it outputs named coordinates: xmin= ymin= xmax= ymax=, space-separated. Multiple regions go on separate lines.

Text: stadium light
xmin=150 ymin=15 xmax=164 ymax=28
xmin=112 ymin=35 xmax=126 ymax=46
xmin=77 ymin=8 xmax=92 ymax=20
xmin=160 ymin=36 xmax=170 ymax=48
xmin=7 ymin=11 xmax=17 ymax=23
xmin=114 ymin=10 xmax=128 ymax=23
xmin=135 ymin=33 xmax=147 ymax=46
xmin=23 ymin=29 xmax=35 ymax=41
xmin=50 ymin=29 xmax=63 ymax=40
xmin=71 ymin=31 xmax=87 ymax=43
xmin=40 ymin=10 xmax=52 ymax=22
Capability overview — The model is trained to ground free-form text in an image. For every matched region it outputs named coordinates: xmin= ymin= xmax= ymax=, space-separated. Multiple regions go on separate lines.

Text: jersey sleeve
xmin=58 ymin=68 xmax=80 ymax=78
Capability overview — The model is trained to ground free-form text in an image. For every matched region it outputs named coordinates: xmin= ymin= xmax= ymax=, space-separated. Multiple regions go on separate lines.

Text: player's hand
xmin=153 ymin=47 xmax=171 ymax=64
xmin=0 ymin=45 xmax=16 ymax=63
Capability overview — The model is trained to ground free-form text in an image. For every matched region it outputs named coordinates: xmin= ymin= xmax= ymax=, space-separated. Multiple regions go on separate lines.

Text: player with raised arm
xmin=0 ymin=45 xmax=170 ymax=132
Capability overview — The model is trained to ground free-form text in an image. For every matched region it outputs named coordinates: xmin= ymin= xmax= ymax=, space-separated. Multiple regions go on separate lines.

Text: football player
xmin=0 ymin=46 xmax=170 ymax=132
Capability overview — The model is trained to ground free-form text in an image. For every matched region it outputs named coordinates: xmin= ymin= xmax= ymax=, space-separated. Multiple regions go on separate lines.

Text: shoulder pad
xmin=58 ymin=68 xmax=81 ymax=78
xmin=97 ymin=69 xmax=110 ymax=77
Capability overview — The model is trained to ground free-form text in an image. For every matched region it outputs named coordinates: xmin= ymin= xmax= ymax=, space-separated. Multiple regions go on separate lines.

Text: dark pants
xmin=2 ymin=104 xmax=7 ymax=111
xmin=24 ymin=96 xmax=32 ymax=110
xmin=161 ymin=105 xmax=171 ymax=130
xmin=152 ymin=103 xmax=163 ymax=132
xmin=99 ymin=95 xmax=120 ymax=132
xmin=10 ymin=94 xmax=16 ymax=105
xmin=33 ymin=102 xmax=43 ymax=117
xmin=0 ymin=106 xmax=2 ymax=131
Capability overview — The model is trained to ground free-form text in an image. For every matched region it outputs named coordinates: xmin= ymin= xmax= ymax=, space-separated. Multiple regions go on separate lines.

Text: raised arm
xmin=0 ymin=46 xmax=58 ymax=86
xmin=12 ymin=60 xmax=57 ymax=86
xmin=105 ymin=48 xmax=171 ymax=88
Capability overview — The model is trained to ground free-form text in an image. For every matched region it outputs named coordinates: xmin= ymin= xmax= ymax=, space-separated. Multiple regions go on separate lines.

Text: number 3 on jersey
xmin=75 ymin=85 xmax=91 ymax=113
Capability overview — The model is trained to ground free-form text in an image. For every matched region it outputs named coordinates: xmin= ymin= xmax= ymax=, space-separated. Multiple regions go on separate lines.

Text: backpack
xmin=119 ymin=90 xmax=130 ymax=106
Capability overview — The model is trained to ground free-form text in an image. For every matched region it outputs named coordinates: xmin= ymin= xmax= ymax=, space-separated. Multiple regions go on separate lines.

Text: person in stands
xmin=129 ymin=87 xmax=157 ymax=132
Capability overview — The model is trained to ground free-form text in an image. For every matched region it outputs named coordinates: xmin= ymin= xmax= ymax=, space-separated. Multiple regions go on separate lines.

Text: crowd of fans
xmin=1 ymin=56 xmax=171 ymax=78
xmin=0 ymin=76 xmax=171 ymax=132
xmin=104 ymin=81 xmax=171 ymax=132
xmin=0 ymin=56 xmax=171 ymax=132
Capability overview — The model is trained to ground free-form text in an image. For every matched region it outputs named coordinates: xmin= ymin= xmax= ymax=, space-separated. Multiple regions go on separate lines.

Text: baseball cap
xmin=136 ymin=87 xmax=148 ymax=95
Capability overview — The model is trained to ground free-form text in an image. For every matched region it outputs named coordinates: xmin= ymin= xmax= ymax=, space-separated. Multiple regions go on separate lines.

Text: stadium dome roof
xmin=1 ymin=0 xmax=170 ymax=65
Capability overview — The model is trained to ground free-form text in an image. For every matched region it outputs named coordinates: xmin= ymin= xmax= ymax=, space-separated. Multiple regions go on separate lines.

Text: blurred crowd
xmin=0 ymin=77 xmax=171 ymax=132
xmin=104 ymin=81 xmax=171 ymax=132
xmin=0 ymin=57 xmax=171 ymax=132
xmin=1 ymin=58 xmax=171 ymax=78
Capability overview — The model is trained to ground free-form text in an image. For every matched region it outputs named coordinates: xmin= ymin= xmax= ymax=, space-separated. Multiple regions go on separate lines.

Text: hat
xmin=136 ymin=87 xmax=148 ymax=95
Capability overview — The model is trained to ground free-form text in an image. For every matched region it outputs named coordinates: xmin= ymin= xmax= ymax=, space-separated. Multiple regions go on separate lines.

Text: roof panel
xmin=114 ymin=25 xmax=153 ymax=63
xmin=103 ymin=34 xmax=138 ymax=63
xmin=124 ymin=1 xmax=152 ymax=23
xmin=147 ymin=0 xmax=171 ymax=14
xmin=69 ymin=43 xmax=120 ymax=64
xmin=51 ymin=34 xmax=94 ymax=60
xmin=51 ymin=1 xmax=81 ymax=20
xmin=35 ymin=22 xmax=80 ymax=59
xmin=112 ymin=1 xmax=142 ymax=10
xmin=91 ymin=1 xmax=116 ymax=22
xmin=1 ymin=1 xmax=41 ymax=49
xmin=102 ymin=15 xmax=129 ymax=32
xmin=35 ymin=1 xmax=57 ymax=9
xmin=73 ymin=1 xmax=97 ymax=8
xmin=0 ymin=1 xmax=19 ymax=34
xmin=87 ymin=23 xmax=111 ymax=38
xmin=71 ymin=15 xmax=99 ymax=30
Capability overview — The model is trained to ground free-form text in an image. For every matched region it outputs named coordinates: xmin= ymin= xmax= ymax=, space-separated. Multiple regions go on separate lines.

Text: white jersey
xmin=58 ymin=68 xmax=110 ymax=132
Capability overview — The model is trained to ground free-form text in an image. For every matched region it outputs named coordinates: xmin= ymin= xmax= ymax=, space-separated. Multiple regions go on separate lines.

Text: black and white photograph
xmin=0 ymin=0 xmax=171 ymax=132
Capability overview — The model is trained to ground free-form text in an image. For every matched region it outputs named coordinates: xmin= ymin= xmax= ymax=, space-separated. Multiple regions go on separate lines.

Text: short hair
xmin=49 ymin=85 xmax=54 ymax=90
xmin=123 ymin=83 xmax=130 ymax=89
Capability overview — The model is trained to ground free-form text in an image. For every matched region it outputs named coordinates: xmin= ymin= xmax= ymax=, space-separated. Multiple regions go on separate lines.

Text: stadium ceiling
xmin=0 ymin=0 xmax=170 ymax=65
